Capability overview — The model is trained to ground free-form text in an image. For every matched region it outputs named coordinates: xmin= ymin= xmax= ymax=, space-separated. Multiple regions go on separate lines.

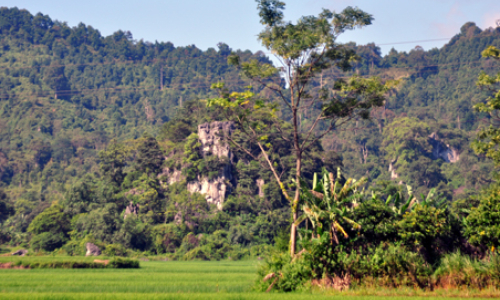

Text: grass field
xmin=0 ymin=259 xmax=496 ymax=299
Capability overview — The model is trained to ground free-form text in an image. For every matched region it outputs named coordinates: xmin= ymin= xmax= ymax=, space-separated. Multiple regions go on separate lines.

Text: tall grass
xmin=434 ymin=252 xmax=500 ymax=288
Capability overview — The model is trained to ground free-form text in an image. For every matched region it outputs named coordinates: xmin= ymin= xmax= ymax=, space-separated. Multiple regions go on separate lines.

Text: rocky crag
xmin=428 ymin=132 xmax=460 ymax=163
xmin=163 ymin=121 xmax=236 ymax=210
xmin=388 ymin=132 xmax=460 ymax=184
xmin=186 ymin=121 xmax=235 ymax=210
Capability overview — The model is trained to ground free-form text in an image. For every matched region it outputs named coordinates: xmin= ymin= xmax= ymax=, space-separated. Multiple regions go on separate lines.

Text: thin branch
xmin=300 ymin=110 xmax=325 ymax=149
xmin=248 ymin=126 xmax=292 ymax=201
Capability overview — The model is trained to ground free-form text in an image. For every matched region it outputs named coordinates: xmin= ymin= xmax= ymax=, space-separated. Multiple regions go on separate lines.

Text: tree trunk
xmin=290 ymin=210 xmax=298 ymax=256
xmin=290 ymin=86 xmax=302 ymax=256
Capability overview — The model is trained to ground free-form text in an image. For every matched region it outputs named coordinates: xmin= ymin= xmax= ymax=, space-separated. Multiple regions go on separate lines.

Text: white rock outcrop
xmin=186 ymin=121 xmax=235 ymax=209
xmin=428 ymin=132 xmax=460 ymax=163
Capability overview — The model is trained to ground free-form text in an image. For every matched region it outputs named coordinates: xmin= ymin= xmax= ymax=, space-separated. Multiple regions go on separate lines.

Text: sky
xmin=2 ymin=0 xmax=500 ymax=57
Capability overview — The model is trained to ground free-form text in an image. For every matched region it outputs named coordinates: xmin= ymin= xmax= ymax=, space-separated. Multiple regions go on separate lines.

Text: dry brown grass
xmin=93 ymin=259 xmax=110 ymax=266
xmin=0 ymin=262 xmax=30 ymax=269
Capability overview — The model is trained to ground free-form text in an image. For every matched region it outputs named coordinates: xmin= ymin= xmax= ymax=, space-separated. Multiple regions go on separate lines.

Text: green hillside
xmin=0 ymin=6 xmax=500 ymax=261
xmin=323 ymin=22 xmax=500 ymax=198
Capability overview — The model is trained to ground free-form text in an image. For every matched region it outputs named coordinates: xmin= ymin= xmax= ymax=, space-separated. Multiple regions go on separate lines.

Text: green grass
xmin=0 ymin=259 xmax=495 ymax=299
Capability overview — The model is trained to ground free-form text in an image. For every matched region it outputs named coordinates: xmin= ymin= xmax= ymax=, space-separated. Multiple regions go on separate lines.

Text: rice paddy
xmin=0 ymin=258 xmax=496 ymax=299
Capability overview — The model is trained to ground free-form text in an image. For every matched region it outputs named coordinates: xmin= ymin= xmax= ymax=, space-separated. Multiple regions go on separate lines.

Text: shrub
xmin=61 ymin=239 xmax=85 ymax=256
xmin=465 ymin=185 xmax=500 ymax=250
xmin=108 ymin=257 xmax=140 ymax=268
xmin=151 ymin=224 xmax=184 ymax=254
xmin=104 ymin=244 xmax=128 ymax=257
xmin=184 ymin=246 xmax=211 ymax=261
xmin=361 ymin=243 xmax=432 ymax=288
xmin=396 ymin=204 xmax=450 ymax=261
xmin=255 ymin=252 xmax=312 ymax=292
xmin=31 ymin=232 xmax=67 ymax=252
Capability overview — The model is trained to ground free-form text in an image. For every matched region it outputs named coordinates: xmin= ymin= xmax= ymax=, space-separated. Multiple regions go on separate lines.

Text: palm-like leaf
xmin=299 ymin=168 xmax=363 ymax=246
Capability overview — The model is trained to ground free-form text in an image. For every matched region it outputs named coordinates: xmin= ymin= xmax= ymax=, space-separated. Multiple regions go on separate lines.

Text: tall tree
xmin=136 ymin=132 xmax=164 ymax=176
xmin=99 ymin=140 xmax=127 ymax=187
xmin=43 ymin=62 xmax=70 ymax=99
xmin=207 ymin=0 xmax=394 ymax=255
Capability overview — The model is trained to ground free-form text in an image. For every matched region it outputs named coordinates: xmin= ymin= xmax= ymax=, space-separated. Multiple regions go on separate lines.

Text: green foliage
xmin=396 ymin=204 xmax=451 ymax=257
xmin=256 ymin=243 xmax=433 ymax=291
xmin=465 ymin=184 xmax=500 ymax=250
xmin=98 ymin=140 xmax=127 ymax=187
xmin=0 ymin=6 xmax=270 ymax=218
xmin=351 ymin=197 xmax=398 ymax=245
xmin=1 ymin=6 xmax=500 ymax=285
xmin=434 ymin=252 xmax=500 ymax=288
xmin=28 ymin=204 xmax=70 ymax=250
xmin=210 ymin=0 xmax=394 ymax=256
xmin=299 ymin=169 xmax=364 ymax=245
xmin=472 ymin=46 xmax=500 ymax=166
xmin=30 ymin=232 xmax=67 ymax=252
xmin=255 ymin=252 xmax=312 ymax=292
xmin=151 ymin=224 xmax=184 ymax=254
xmin=136 ymin=133 xmax=164 ymax=176
xmin=103 ymin=244 xmax=129 ymax=257
xmin=0 ymin=189 xmax=13 ymax=223
xmin=182 ymin=133 xmax=202 ymax=181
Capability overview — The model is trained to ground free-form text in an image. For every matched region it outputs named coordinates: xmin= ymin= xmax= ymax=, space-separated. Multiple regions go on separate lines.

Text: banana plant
xmin=380 ymin=184 xmax=416 ymax=216
xmin=384 ymin=186 xmax=447 ymax=217
xmin=298 ymin=168 xmax=365 ymax=246
xmin=418 ymin=188 xmax=447 ymax=209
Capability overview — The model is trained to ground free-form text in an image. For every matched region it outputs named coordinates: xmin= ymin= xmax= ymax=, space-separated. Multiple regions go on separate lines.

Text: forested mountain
xmin=324 ymin=22 xmax=500 ymax=199
xmin=0 ymin=7 xmax=272 ymax=202
xmin=0 ymin=6 xmax=499 ymax=257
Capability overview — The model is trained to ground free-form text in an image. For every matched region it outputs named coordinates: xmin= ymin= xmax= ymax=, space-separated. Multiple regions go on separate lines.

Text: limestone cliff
xmin=428 ymin=132 xmax=460 ymax=163
xmin=388 ymin=159 xmax=399 ymax=179
xmin=197 ymin=121 xmax=235 ymax=160
xmin=186 ymin=121 xmax=235 ymax=210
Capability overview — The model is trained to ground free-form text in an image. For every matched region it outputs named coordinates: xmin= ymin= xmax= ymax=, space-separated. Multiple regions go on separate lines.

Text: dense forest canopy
xmin=0 ymin=5 xmax=500 ymax=271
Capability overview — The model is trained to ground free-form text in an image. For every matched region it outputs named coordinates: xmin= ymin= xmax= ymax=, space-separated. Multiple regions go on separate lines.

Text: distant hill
xmin=0 ymin=7 xmax=499 ymax=229
xmin=321 ymin=22 xmax=500 ymax=199
xmin=0 ymin=7 xmax=273 ymax=202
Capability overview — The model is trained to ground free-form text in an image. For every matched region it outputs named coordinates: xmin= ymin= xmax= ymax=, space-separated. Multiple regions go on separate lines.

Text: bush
xmin=184 ymin=246 xmax=211 ymax=260
xmin=255 ymin=252 xmax=312 ymax=292
xmin=151 ymin=224 xmax=184 ymax=254
xmin=61 ymin=239 xmax=85 ymax=256
xmin=104 ymin=244 xmax=128 ymax=257
xmin=108 ymin=257 xmax=140 ymax=268
xmin=360 ymin=243 xmax=432 ymax=288
xmin=465 ymin=185 xmax=500 ymax=250
xmin=31 ymin=232 xmax=67 ymax=252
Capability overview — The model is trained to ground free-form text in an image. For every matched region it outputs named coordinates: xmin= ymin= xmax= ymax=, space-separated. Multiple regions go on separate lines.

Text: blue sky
xmin=2 ymin=0 xmax=500 ymax=55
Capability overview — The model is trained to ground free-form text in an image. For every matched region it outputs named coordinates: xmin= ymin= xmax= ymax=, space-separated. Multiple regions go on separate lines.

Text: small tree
xmin=207 ymin=0 xmax=395 ymax=255
xmin=465 ymin=184 xmax=500 ymax=251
